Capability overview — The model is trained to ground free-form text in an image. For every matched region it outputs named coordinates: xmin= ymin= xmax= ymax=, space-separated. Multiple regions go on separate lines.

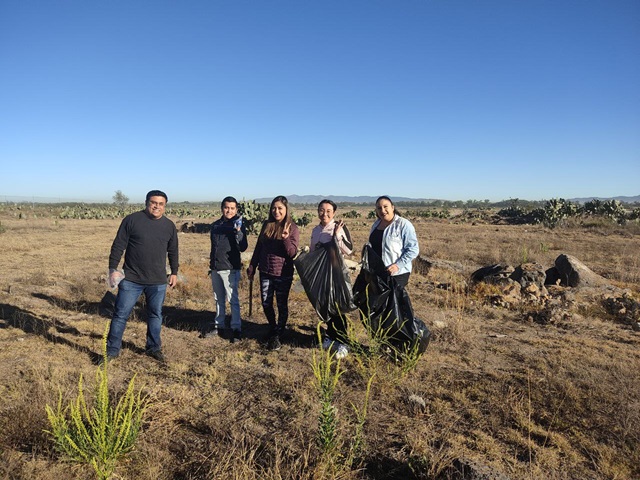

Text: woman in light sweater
xmin=310 ymin=199 xmax=353 ymax=359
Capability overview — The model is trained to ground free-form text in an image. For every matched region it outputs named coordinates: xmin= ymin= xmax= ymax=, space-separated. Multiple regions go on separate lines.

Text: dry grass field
xmin=0 ymin=206 xmax=639 ymax=480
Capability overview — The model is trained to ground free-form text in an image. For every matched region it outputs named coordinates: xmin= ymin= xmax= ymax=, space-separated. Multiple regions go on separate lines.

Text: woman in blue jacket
xmin=368 ymin=195 xmax=419 ymax=288
xmin=354 ymin=195 xmax=426 ymax=354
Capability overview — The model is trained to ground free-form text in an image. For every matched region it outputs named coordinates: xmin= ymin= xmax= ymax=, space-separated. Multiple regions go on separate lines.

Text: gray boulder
xmin=554 ymin=254 xmax=608 ymax=288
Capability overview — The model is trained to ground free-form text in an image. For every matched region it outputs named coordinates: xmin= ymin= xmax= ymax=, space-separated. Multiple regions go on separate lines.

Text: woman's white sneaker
xmin=335 ymin=343 xmax=349 ymax=359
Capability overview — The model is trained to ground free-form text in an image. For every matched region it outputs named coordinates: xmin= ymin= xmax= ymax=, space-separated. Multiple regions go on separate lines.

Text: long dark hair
xmin=375 ymin=195 xmax=396 ymax=220
xmin=261 ymin=195 xmax=292 ymax=239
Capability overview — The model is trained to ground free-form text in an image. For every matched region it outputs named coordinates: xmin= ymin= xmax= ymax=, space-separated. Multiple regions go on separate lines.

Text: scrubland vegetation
xmin=0 ymin=202 xmax=638 ymax=479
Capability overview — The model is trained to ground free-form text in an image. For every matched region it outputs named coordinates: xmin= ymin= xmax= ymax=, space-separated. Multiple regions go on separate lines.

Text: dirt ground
xmin=0 ymin=209 xmax=639 ymax=479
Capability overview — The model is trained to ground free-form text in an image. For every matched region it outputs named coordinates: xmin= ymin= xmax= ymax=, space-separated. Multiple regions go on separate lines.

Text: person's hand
xmin=168 ymin=274 xmax=178 ymax=288
xmin=282 ymin=222 xmax=291 ymax=239
xmin=247 ymin=264 xmax=255 ymax=279
xmin=108 ymin=269 xmax=124 ymax=289
xmin=333 ymin=219 xmax=344 ymax=236
xmin=386 ymin=264 xmax=399 ymax=275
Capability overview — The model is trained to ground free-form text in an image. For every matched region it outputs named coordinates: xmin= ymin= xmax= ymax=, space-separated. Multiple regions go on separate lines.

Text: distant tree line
xmin=3 ymin=194 xmax=639 ymax=230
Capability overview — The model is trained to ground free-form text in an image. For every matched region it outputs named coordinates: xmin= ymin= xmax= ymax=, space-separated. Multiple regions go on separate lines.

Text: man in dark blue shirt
xmin=106 ymin=190 xmax=179 ymax=362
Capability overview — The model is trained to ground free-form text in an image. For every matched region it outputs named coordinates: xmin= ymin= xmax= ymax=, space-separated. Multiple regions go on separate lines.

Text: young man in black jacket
xmin=207 ymin=196 xmax=248 ymax=341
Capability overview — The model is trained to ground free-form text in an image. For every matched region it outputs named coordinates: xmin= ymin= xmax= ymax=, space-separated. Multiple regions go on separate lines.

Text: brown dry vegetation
xmin=0 ymin=207 xmax=639 ymax=480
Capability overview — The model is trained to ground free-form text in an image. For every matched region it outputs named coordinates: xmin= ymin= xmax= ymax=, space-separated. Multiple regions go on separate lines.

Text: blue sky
xmin=1 ymin=0 xmax=638 ymax=203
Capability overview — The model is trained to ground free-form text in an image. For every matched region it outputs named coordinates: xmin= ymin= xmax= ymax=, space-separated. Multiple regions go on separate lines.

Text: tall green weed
xmin=45 ymin=328 xmax=149 ymax=480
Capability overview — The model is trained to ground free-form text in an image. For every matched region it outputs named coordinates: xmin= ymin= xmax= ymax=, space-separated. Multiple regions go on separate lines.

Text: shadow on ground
xmin=27 ymin=291 xmax=319 ymax=351
xmin=0 ymin=302 xmax=116 ymax=363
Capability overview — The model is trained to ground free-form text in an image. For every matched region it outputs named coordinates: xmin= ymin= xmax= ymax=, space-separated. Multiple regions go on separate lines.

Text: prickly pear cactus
xmin=238 ymin=200 xmax=269 ymax=234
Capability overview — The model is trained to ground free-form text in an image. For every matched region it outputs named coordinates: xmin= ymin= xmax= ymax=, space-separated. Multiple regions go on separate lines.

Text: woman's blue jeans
xmin=107 ymin=279 xmax=167 ymax=356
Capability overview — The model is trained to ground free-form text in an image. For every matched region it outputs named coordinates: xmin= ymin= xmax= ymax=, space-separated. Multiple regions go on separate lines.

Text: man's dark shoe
xmin=230 ymin=329 xmax=242 ymax=343
xmin=268 ymin=335 xmax=281 ymax=351
xmin=99 ymin=354 xmax=118 ymax=366
xmin=146 ymin=349 xmax=166 ymax=363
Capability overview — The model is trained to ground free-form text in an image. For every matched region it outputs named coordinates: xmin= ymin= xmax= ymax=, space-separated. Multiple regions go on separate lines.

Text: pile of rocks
xmin=469 ymin=254 xmax=640 ymax=330
xmin=470 ymin=262 xmax=548 ymax=307
xmin=470 ymin=254 xmax=612 ymax=306
xmin=602 ymin=290 xmax=640 ymax=331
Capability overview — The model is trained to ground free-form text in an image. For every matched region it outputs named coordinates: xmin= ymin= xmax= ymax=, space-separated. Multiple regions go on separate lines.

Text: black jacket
xmin=210 ymin=216 xmax=248 ymax=271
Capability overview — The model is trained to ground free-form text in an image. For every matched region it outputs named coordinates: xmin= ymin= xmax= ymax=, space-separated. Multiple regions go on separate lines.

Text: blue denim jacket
xmin=369 ymin=215 xmax=419 ymax=275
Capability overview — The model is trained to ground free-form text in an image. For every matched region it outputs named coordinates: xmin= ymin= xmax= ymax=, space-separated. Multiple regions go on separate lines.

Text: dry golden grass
xmin=0 ymin=209 xmax=639 ymax=479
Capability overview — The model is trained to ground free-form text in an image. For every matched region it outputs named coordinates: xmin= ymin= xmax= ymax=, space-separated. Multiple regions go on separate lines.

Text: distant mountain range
xmin=254 ymin=195 xmax=428 ymax=204
xmin=255 ymin=194 xmax=640 ymax=205
xmin=568 ymin=195 xmax=640 ymax=204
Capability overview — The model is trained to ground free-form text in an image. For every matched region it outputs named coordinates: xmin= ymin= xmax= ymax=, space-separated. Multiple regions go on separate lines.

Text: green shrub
xmin=293 ymin=212 xmax=314 ymax=228
xmin=45 ymin=331 xmax=149 ymax=480
xmin=311 ymin=323 xmax=374 ymax=473
xmin=311 ymin=324 xmax=344 ymax=456
xmin=342 ymin=210 xmax=361 ymax=219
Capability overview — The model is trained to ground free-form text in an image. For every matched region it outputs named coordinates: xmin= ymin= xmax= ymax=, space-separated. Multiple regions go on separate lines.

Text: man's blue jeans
xmin=211 ymin=269 xmax=241 ymax=331
xmin=107 ymin=279 xmax=167 ymax=356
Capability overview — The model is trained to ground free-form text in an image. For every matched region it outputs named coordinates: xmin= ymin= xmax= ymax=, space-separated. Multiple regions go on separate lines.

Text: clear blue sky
xmin=1 ymin=0 xmax=638 ymax=203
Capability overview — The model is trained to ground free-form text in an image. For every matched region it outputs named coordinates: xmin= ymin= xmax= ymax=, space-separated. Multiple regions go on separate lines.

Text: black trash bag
xmin=294 ymin=237 xmax=356 ymax=323
xmin=353 ymin=244 xmax=430 ymax=355
xmin=99 ymin=291 xmax=117 ymax=318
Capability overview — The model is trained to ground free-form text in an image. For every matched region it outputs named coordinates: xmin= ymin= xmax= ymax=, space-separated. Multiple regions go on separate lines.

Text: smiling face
xmin=146 ymin=196 xmax=166 ymax=219
xmin=271 ymin=201 xmax=287 ymax=222
xmin=375 ymin=198 xmax=395 ymax=223
xmin=318 ymin=202 xmax=335 ymax=226
xmin=221 ymin=201 xmax=237 ymax=220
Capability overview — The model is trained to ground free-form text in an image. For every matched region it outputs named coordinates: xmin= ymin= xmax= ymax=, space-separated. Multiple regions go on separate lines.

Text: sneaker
xmin=203 ymin=327 xmax=222 ymax=339
xmin=146 ymin=349 xmax=166 ymax=363
xmin=268 ymin=335 xmax=281 ymax=351
xmin=230 ymin=330 xmax=242 ymax=343
xmin=335 ymin=343 xmax=349 ymax=360
xmin=322 ymin=337 xmax=333 ymax=350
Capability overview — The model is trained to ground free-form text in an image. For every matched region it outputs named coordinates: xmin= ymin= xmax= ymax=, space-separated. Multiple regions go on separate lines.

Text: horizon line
xmin=1 ymin=193 xmax=639 ymax=205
